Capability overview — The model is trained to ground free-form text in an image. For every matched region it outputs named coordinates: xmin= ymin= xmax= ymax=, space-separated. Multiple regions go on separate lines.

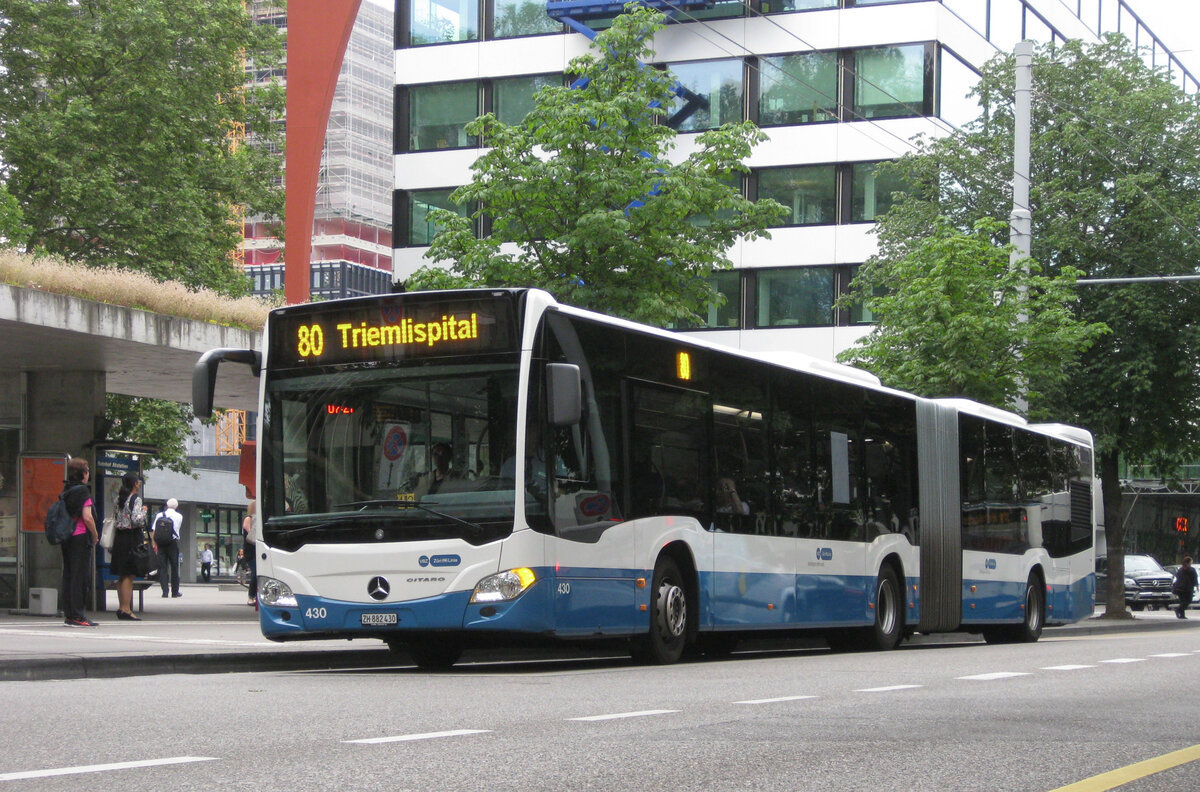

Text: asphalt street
xmin=2 ymin=583 xmax=1196 ymax=681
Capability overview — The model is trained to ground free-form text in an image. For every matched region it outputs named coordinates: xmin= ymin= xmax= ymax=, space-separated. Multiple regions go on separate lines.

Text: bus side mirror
xmin=193 ymin=348 xmax=262 ymax=419
xmin=546 ymin=363 xmax=582 ymax=426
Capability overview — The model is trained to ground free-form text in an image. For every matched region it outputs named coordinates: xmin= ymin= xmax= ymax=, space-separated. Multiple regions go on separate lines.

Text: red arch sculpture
xmin=284 ymin=0 xmax=363 ymax=304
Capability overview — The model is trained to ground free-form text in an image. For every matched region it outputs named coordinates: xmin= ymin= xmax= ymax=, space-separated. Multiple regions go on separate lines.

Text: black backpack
xmin=44 ymin=493 xmax=76 ymax=545
xmin=152 ymin=513 xmax=175 ymax=544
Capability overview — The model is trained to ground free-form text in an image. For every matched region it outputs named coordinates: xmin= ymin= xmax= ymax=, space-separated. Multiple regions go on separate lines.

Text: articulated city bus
xmin=194 ymin=288 xmax=1095 ymax=668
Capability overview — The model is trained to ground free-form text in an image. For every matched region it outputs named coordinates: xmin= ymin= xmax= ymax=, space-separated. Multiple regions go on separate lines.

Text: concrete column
xmin=24 ymin=370 xmax=106 ymax=601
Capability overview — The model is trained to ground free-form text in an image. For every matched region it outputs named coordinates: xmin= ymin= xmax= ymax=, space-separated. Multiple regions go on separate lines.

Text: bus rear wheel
xmin=867 ymin=566 xmax=904 ymax=651
xmin=983 ymin=574 xmax=1045 ymax=644
xmin=632 ymin=557 xmax=689 ymax=665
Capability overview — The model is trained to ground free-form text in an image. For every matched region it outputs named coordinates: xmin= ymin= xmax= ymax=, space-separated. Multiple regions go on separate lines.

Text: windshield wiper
xmin=335 ymin=499 xmax=484 ymax=537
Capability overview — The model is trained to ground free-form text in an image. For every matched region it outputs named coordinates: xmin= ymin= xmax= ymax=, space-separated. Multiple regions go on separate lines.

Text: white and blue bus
xmin=194 ymin=288 xmax=1096 ymax=668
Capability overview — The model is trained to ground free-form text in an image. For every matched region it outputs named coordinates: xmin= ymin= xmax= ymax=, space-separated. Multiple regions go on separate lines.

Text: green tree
xmin=843 ymin=35 xmax=1200 ymax=617
xmin=841 ymin=217 xmax=1106 ymax=410
xmin=0 ymin=182 xmax=26 ymax=243
xmin=104 ymin=394 xmax=204 ymax=476
xmin=0 ymin=0 xmax=284 ymax=296
xmin=407 ymin=6 xmax=786 ymax=326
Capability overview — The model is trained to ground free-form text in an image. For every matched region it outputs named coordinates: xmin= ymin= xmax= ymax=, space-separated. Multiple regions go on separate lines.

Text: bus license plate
xmin=361 ymin=613 xmax=398 ymax=626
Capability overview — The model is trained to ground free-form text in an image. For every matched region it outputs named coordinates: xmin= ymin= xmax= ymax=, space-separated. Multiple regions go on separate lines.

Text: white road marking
xmin=1149 ymin=653 xmax=1190 ymax=658
xmin=343 ymin=729 xmax=491 ymax=745
xmin=0 ymin=756 xmax=215 ymax=782
xmin=854 ymin=685 xmax=923 ymax=693
xmin=1041 ymin=664 xmax=1096 ymax=671
xmin=568 ymin=709 xmax=679 ymax=721
xmin=957 ymin=672 xmax=1032 ymax=681
xmin=734 ymin=695 xmax=819 ymax=705
xmin=1100 ymin=658 xmax=1145 ymax=664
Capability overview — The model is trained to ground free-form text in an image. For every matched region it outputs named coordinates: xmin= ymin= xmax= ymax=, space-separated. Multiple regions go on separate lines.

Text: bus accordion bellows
xmin=194 ymin=288 xmax=1096 ymax=668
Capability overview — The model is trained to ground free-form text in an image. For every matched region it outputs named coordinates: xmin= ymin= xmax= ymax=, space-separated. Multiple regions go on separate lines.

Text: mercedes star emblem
xmin=367 ymin=576 xmax=390 ymax=601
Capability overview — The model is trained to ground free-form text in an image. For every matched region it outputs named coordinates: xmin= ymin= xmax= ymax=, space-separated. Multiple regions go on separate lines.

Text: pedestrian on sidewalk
xmin=151 ymin=498 xmax=184 ymax=598
xmin=60 ymin=457 xmax=98 ymax=627
xmin=200 ymin=544 xmax=213 ymax=583
xmin=109 ymin=472 xmax=148 ymax=621
xmin=1174 ymin=556 xmax=1197 ymax=619
xmin=244 ymin=501 xmax=257 ymax=607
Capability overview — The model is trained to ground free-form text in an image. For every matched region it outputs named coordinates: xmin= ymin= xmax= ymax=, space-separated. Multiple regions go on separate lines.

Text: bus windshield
xmin=261 ymin=359 xmax=520 ymax=547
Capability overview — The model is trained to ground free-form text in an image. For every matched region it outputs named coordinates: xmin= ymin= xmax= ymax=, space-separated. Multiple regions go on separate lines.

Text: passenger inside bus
xmin=413 ymin=442 xmax=461 ymax=499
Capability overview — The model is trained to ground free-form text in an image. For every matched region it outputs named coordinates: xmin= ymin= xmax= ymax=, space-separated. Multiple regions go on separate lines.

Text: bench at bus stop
xmin=101 ymin=579 xmax=154 ymax=612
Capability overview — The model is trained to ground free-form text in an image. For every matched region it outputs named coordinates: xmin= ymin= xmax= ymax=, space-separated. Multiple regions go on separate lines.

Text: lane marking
xmin=1099 ymin=658 xmax=1144 ymax=664
xmin=0 ymin=756 xmax=215 ymax=782
xmin=568 ymin=710 xmax=679 ymax=722
xmin=734 ymin=695 xmax=819 ymax=705
xmin=1149 ymin=653 xmax=1189 ymax=658
xmin=343 ymin=729 xmax=491 ymax=745
xmin=1047 ymin=743 xmax=1200 ymax=792
xmin=957 ymin=672 xmax=1032 ymax=681
xmin=1041 ymin=665 xmax=1096 ymax=671
xmin=854 ymin=685 xmax=922 ymax=693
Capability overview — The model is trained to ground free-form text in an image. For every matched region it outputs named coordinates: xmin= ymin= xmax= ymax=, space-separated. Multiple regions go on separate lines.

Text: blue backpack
xmin=44 ymin=491 xmax=78 ymax=545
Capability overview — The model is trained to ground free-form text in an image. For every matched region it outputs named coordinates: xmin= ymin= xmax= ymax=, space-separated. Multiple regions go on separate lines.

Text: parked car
xmin=1118 ymin=554 xmax=1176 ymax=610
xmin=1164 ymin=564 xmax=1199 ymax=609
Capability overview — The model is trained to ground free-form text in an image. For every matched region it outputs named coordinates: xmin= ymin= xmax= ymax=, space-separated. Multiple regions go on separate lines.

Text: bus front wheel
xmin=388 ymin=638 xmax=463 ymax=670
xmin=633 ymin=557 xmax=689 ymax=664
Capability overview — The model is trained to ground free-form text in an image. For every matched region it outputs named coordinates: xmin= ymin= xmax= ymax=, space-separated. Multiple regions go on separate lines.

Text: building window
xmin=666 ymin=59 xmax=744 ymax=132
xmin=757 ymin=165 xmax=837 ymax=226
xmin=493 ymin=74 xmax=559 ymax=125
xmin=685 ymin=0 xmax=746 ymax=21
xmin=849 ymin=161 xmax=912 ymax=222
xmin=853 ymin=43 xmax=932 ymax=120
xmin=755 ymin=267 xmax=836 ymax=328
xmin=408 ymin=81 xmax=479 ymax=151
xmin=408 ymin=0 xmax=479 ymax=46
xmin=402 ymin=188 xmax=474 ymax=247
xmin=761 ymin=0 xmax=837 ymax=11
xmin=491 ymin=0 xmax=561 ymax=38
xmin=759 ymin=52 xmax=839 ymax=126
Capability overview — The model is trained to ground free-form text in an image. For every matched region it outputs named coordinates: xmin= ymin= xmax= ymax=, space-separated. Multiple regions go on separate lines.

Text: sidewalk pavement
xmin=1 ymin=584 xmax=1195 ymax=681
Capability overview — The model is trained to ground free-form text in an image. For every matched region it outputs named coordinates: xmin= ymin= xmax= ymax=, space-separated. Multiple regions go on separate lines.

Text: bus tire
xmin=633 ymin=556 xmax=690 ymax=665
xmin=1013 ymin=575 xmax=1045 ymax=643
xmin=867 ymin=566 xmax=904 ymax=651
xmin=983 ymin=574 xmax=1045 ymax=644
xmin=404 ymin=640 xmax=463 ymax=670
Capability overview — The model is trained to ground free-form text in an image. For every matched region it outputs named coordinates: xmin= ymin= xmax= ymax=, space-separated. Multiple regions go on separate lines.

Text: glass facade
xmin=758 ymin=165 xmax=838 ymax=226
xmin=853 ymin=44 xmax=932 ymax=120
xmin=491 ymin=0 xmax=560 ymax=38
xmin=404 ymin=187 xmax=475 ymax=246
xmin=493 ymin=74 xmax=559 ymax=125
xmin=409 ymin=0 xmax=478 ymax=46
xmin=408 ymin=81 xmax=478 ymax=151
xmin=850 ymin=161 xmax=911 ymax=222
xmin=759 ymin=52 xmax=839 ymax=126
xmin=667 ymin=59 xmax=745 ymax=133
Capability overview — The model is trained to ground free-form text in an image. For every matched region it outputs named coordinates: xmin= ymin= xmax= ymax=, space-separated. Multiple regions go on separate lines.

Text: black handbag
xmin=131 ymin=532 xmax=159 ymax=578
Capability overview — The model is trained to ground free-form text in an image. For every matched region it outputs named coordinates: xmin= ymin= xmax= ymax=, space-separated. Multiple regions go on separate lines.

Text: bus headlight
xmin=258 ymin=577 xmax=298 ymax=608
xmin=470 ymin=568 xmax=537 ymax=603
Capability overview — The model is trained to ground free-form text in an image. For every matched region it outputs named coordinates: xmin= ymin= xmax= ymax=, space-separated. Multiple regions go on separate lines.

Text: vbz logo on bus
xmin=816 ymin=547 xmax=833 ymax=561
xmin=984 ymin=558 xmax=997 ymax=570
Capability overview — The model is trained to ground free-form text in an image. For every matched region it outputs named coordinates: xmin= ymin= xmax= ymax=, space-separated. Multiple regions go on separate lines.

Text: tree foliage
xmin=0 ymin=0 xmax=285 ymax=295
xmin=407 ymin=6 xmax=786 ymax=326
xmin=843 ymin=35 xmax=1200 ymax=615
xmin=841 ymin=217 xmax=1106 ymax=410
xmin=104 ymin=394 xmax=203 ymax=476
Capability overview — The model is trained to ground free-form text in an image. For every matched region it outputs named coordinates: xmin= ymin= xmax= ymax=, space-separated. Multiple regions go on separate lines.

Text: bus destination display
xmin=271 ymin=295 xmax=516 ymax=367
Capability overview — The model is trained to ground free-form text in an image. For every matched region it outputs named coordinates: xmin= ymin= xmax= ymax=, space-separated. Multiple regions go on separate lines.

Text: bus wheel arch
xmin=632 ymin=545 xmax=696 ymax=665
